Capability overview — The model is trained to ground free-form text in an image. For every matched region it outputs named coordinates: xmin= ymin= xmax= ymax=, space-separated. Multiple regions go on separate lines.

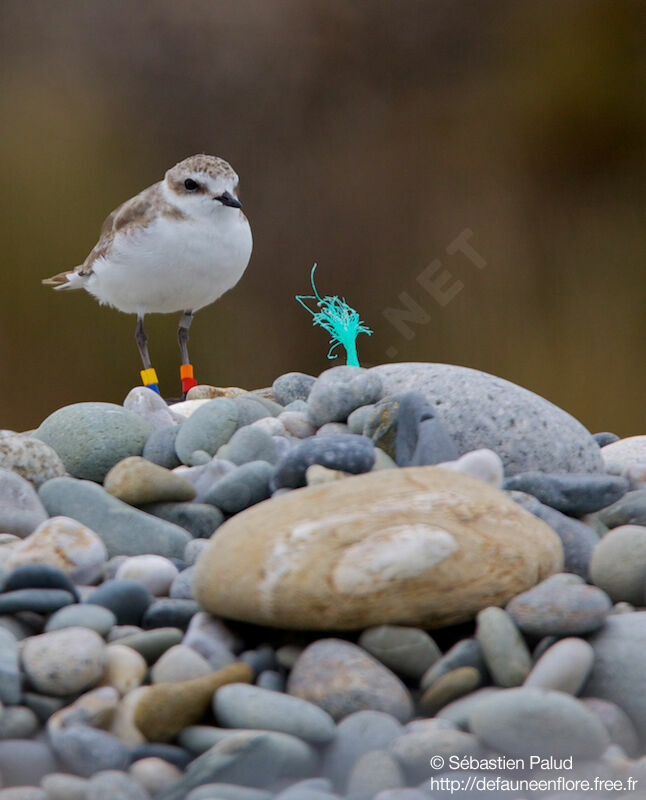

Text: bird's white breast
xmin=86 ymin=212 xmax=252 ymax=314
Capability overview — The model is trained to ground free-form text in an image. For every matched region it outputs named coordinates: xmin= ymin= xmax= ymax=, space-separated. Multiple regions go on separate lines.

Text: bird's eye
xmin=184 ymin=178 xmax=198 ymax=191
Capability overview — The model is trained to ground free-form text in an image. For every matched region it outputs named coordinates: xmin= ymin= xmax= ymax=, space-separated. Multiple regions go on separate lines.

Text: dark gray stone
xmin=143 ymin=426 xmax=182 ymax=469
xmin=85 ymin=579 xmax=153 ymax=625
xmin=271 ymin=434 xmax=375 ymax=490
xmin=39 ymin=477 xmax=190 ymax=559
xmin=369 ymin=363 xmax=603 ymax=477
xmin=503 ymin=471 xmax=628 ymax=516
xmin=202 ymin=461 xmax=273 ymax=513
xmin=420 ymin=638 xmax=487 ymax=691
xmin=599 ymin=489 xmax=646 ymax=528
xmin=509 ymin=491 xmax=599 ymax=578
xmin=5 ymin=564 xmax=79 ymax=601
xmin=0 ymin=588 xmax=75 ymax=614
xmin=35 ymin=402 xmax=153 ymax=482
xmin=593 ymin=432 xmax=620 ymax=447
xmin=141 ymin=598 xmax=199 ymax=630
xmin=395 ymin=392 xmax=458 ymax=467
xmin=272 ymin=372 xmax=316 ymax=406
xmin=143 ymin=501 xmax=224 ymax=539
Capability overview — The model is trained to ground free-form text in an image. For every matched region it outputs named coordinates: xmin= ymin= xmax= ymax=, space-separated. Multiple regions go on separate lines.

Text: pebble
xmin=271 ymin=434 xmax=376 ymax=491
xmin=123 ymin=386 xmax=185 ymax=430
xmin=185 ymin=385 xmax=248 ymax=401
xmin=599 ymin=488 xmax=646 ymax=528
xmin=22 ymin=692 xmax=66 ymax=722
xmin=115 ymin=555 xmax=179 ymax=596
xmin=589 ymin=525 xmax=646 ymax=604
xmin=370 ymin=362 xmax=603 ymax=475
xmin=86 ymin=579 xmax=153 ymax=625
xmin=195 ymin=467 xmax=562 ymax=630
xmin=40 ymin=773 xmax=90 ymax=800
xmin=475 ymin=607 xmax=532 ymax=687
xmin=0 ymin=469 xmax=48 ymax=538
xmin=358 ymin=625 xmax=441 ymax=681
xmin=4 ymin=562 xmax=79 ymax=598
xmin=305 ymin=464 xmax=348 ymax=485
xmin=174 ymin=397 xmax=238 ymax=464
xmin=118 ymin=627 xmax=184 ymax=664
xmin=0 ymin=739 xmax=58 ymax=786
xmin=283 ymin=399 xmax=309 ymax=413
xmin=601 ymin=435 xmax=646 ymax=472
xmin=183 ymin=612 xmax=240 ymax=663
xmin=306 ymin=366 xmax=382 ymax=427
xmin=390 ymin=719 xmax=481 ymax=783
xmin=35 ymin=402 xmax=153 ymax=482
xmin=99 ymin=643 xmax=148 ymax=695
xmin=509 ymin=491 xmax=598 ymax=577
xmin=420 ymin=637 xmax=486 ymax=691
xmin=85 ymin=769 xmax=151 ymax=799
xmin=22 ymin=626 xmax=105 ymax=695
xmin=0 ymin=706 xmax=38 ymax=739
xmin=287 ymin=639 xmax=413 ymax=722
xmin=130 ymin=743 xmax=194 ymax=770
xmin=250 ymin=416 xmax=288 ymax=437
xmin=524 ymin=637 xmax=594 ymax=694
xmin=469 ymin=687 xmax=609 ymax=758
xmin=47 ymin=686 xmax=119 ymax=734
xmin=217 ymin=426 xmax=278 ymax=465
xmin=316 ymin=422 xmax=350 ymax=436
xmin=169 ymin=565 xmax=196 ymax=599
xmin=0 ymin=434 xmax=65 ymax=487
xmin=142 ymin=598 xmax=199 ymax=630
xmin=142 ymin=426 xmax=181 ymax=470
xmin=581 ymin=697 xmax=639 ymax=756
xmin=503 ymin=471 xmax=628 ymax=516
xmin=151 ymin=644 xmax=212 ymax=683
xmin=436 ymin=687 xmax=502 ymax=729
xmin=436 ymin=449 xmax=504 ymax=488
xmin=104 ymin=456 xmax=196 ymax=505
xmin=257 ymin=670 xmax=284 ymax=691
xmin=394 ymin=392 xmax=458 ymax=467
xmin=0 ymin=788 xmax=46 ymax=800
xmin=279 ymin=411 xmax=316 ymax=439
xmin=506 ymin=573 xmax=612 ymax=636
xmin=129 ymin=757 xmax=183 ymax=795
xmin=145 ymin=501 xmax=224 ymax=539
xmin=347 ymin=404 xmax=375 ymax=435
xmin=585 ymin=612 xmax=646 ymax=740
xmin=133 ymin=662 xmax=253 ymax=742
xmin=7 ymin=516 xmax=107 ymax=584
xmin=233 ymin=395 xmax=280 ymax=426
xmin=346 ymin=750 xmax=404 ymax=798
xmin=40 ymin=477 xmax=190 ymax=559
xmin=181 ymin=458 xmax=235 ymax=499
xmin=201 ymin=460 xmax=273 ymax=514
xmin=419 ymin=666 xmax=481 ymax=714
xmin=0 ymin=588 xmax=75 ymax=614
xmin=184 ymin=539 xmax=211 ymax=565
xmin=362 ymin=397 xmax=399 ymax=458
xmin=214 ymin=683 xmax=336 ymax=743
xmin=272 ymin=372 xmax=316 ymax=405
xmin=185 ymin=785 xmax=272 ymax=800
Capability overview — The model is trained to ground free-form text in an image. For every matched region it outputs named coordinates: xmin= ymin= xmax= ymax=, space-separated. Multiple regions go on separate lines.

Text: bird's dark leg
xmin=178 ymin=310 xmax=197 ymax=398
xmin=136 ymin=313 xmax=160 ymax=394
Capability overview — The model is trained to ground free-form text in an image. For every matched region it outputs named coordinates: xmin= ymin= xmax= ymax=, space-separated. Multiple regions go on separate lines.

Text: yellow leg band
xmin=140 ymin=368 xmax=159 ymax=387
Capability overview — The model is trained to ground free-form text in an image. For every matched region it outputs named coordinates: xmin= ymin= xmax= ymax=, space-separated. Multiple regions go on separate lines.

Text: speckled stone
xmin=369 ymin=363 xmax=603 ymax=476
xmin=0 ymin=469 xmax=48 ymax=538
xmin=273 ymin=372 xmax=316 ymax=405
xmin=0 ymin=434 xmax=66 ymax=488
xmin=35 ymin=402 xmax=153 ymax=482
xmin=271 ymin=434 xmax=376 ymax=490
xmin=287 ymin=639 xmax=413 ymax=722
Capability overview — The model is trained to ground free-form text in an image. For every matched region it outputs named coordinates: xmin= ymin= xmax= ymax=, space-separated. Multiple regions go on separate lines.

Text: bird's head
xmin=163 ymin=154 xmax=243 ymax=217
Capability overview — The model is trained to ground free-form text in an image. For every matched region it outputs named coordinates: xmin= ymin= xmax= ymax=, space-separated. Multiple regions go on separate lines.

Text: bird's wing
xmin=42 ymin=182 xmax=169 ymax=286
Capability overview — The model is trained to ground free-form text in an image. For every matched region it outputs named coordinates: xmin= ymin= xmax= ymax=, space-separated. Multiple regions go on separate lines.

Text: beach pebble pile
xmin=0 ymin=361 xmax=645 ymax=798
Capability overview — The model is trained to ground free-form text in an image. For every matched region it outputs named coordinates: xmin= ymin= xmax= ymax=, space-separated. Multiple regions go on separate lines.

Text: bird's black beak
xmin=216 ymin=191 xmax=242 ymax=209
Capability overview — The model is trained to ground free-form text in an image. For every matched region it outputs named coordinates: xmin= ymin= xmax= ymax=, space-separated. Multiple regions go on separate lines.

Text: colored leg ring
xmin=180 ymin=364 xmax=197 ymax=395
xmin=141 ymin=367 xmax=160 ymax=395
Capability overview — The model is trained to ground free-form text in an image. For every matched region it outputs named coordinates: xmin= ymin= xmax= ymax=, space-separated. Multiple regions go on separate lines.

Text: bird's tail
xmin=42 ymin=270 xmax=86 ymax=290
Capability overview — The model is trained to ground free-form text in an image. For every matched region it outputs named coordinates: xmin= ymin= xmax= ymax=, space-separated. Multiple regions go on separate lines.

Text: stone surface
xmin=35 ymin=402 xmax=153 ymax=482
xmin=273 ymin=372 xmax=316 ymax=405
xmin=418 ymin=666 xmax=481 ymax=714
xmin=476 ymin=607 xmax=532 ymax=687
xmin=86 ymin=579 xmax=153 ymax=625
xmin=174 ymin=398 xmax=238 ymax=464
xmin=142 ymin=426 xmax=182 ymax=470
xmin=601 ymin=436 xmax=646 ymax=472
xmin=584 ymin=612 xmax=646 ymax=740
xmin=580 ymin=698 xmax=639 ymax=756
xmin=40 ymin=773 xmax=90 ymax=800
xmin=86 ymin=770 xmax=151 ymax=799
xmin=144 ymin=502 xmax=224 ymax=539
xmin=469 ymin=687 xmax=609 ymax=758
xmin=0 ymin=587 xmax=74 ymax=614
xmin=217 ymin=426 xmax=278 ymax=466
xmin=50 ymin=723 xmax=131 ymax=776
xmin=39 ymin=478 xmax=190 ymax=559
xmin=104 ymin=456 xmax=196 ymax=505
xmin=100 ymin=643 xmax=148 ymax=695
xmin=0 ymin=706 xmax=38 ymax=739
xmin=129 ymin=757 xmax=183 ymax=796
xmin=141 ymin=598 xmax=199 ymax=630
xmin=214 ymin=682 xmax=336 ymax=743
xmin=123 ymin=386 xmax=185 ymax=430
xmin=0 ymin=434 xmax=66 ymax=487
xmin=22 ymin=626 xmax=106 ymax=695
xmin=346 ymin=750 xmax=404 ymax=798
xmin=170 ymin=565 xmax=196 ymax=599
xmin=4 ymin=562 xmax=79 ymax=598
xmin=0 ymin=789 xmax=46 ymax=800
xmin=307 ymin=366 xmax=382 ymax=427
xmin=194 ymin=467 xmax=563 ymax=630
xmin=524 ymin=637 xmax=594 ymax=694
xmin=0 ymin=740 xmax=57 ymax=787
xmin=115 ymin=555 xmax=179 ymax=596
xmin=589 ymin=525 xmax=646 ymax=604
xmin=503 ymin=471 xmax=628 ymax=516
xmin=369 ymin=363 xmax=603 ymax=476
xmin=133 ymin=662 xmax=253 ymax=741
xmin=506 ymin=573 xmax=611 ymax=636
xmin=202 ymin=460 xmax=274 ymax=514
xmin=358 ymin=625 xmax=441 ymax=681
xmin=287 ymin=639 xmax=413 ymax=722
xmin=395 ymin=392 xmax=458 ymax=467
xmin=420 ymin=638 xmax=487 ymax=691
xmin=271 ymin=434 xmax=375 ymax=490
xmin=436 ymin=687 xmax=502 ymax=729
xmin=0 ymin=627 xmax=21 ymax=704
xmin=436 ymin=449 xmax=504 ymax=488
xmin=598 ymin=489 xmax=646 ymax=528
xmin=151 ymin=644 xmax=212 ymax=683
xmin=118 ymin=628 xmax=184 ymax=664
xmin=7 ymin=516 xmax=107 ymax=583
xmin=0 ymin=469 xmax=48 ymax=538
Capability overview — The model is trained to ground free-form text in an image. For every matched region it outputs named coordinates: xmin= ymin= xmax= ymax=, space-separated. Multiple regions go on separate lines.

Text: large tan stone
xmin=193 ymin=466 xmax=563 ymax=629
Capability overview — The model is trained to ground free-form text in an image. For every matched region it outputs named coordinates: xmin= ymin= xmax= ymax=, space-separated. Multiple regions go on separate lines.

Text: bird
xmin=43 ymin=154 xmax=253 ymax=398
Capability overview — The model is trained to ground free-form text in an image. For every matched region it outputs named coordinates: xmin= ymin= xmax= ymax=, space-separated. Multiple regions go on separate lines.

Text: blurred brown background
xmin=1 ymin=0 xmax=645 ymax=435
